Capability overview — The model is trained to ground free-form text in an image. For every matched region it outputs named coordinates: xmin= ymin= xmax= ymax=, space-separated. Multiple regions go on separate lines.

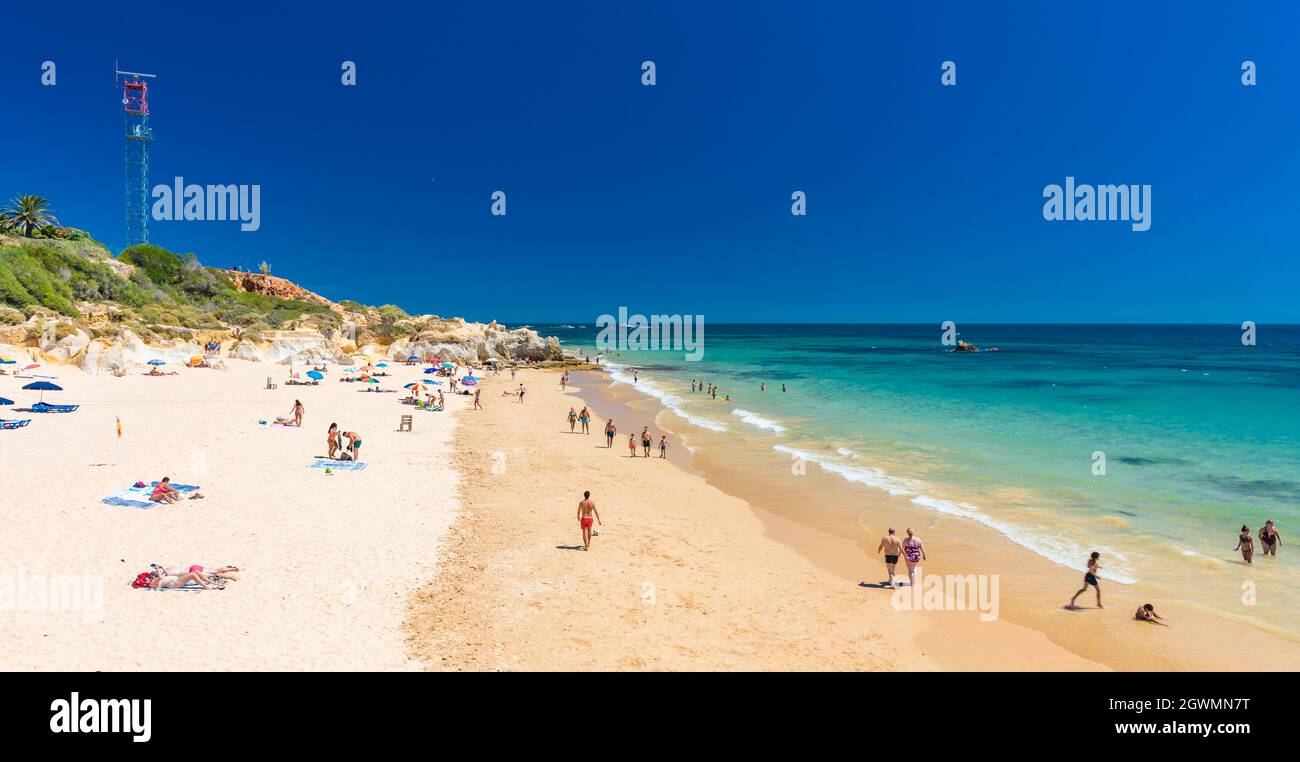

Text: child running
xmin=1067 ymin=551 xmax=1103 ymax=609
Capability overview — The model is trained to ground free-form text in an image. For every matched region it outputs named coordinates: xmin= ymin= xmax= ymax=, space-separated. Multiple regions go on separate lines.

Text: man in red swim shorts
xmin=577 ymin=490 xmax=602 ymax=551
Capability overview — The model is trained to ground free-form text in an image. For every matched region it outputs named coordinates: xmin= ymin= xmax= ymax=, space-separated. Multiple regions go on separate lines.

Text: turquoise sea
xmin=537 ymin=323 xmax=1300 ymax=638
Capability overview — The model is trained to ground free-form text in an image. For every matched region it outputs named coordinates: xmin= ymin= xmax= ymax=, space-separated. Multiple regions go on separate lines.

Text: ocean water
xmin=536 ymin=323 xmax=1300 ymax=636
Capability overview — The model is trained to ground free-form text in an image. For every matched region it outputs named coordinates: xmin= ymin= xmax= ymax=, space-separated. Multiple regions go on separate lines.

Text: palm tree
xmin=1 ymin=195 xmax=59 ymax=237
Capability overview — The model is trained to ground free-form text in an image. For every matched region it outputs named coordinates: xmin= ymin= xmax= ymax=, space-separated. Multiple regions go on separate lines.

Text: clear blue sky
xmin=4 ymin=1 xmax=1297 ymax=323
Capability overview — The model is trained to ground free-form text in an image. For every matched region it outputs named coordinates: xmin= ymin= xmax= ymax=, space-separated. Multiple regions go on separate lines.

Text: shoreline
xmin=405 ymin=367 xmax=1104 ymax=671
xmin=564 ymin=366 xmax=1300 ymax=670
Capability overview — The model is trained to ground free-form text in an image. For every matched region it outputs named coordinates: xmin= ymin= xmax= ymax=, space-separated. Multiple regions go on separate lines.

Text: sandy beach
xmin=0 ymin=359 xmax=460 ymax=670
xmin=408 ymin=366 xmax=1300 ymax=672
xmin=4 ymin=356 xmax=1296 ymax=671
xmin=405 ymin=368 xmax=1106 ymax=671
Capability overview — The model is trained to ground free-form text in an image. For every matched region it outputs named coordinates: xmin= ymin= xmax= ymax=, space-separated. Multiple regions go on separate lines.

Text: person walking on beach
xmin=902 ymin=528 xmax=926 ymax=588
xmin=511 ymin=366 xmax=516 ymax=381
xmin=605 ymin=419 xmax=617 ymax=447
xmin=1068 ymin=551 xmax=1103 ymax=609
xmin=1236 ymin=525 xmax=1255 ymax=564
xmin=474 ymin=387 xmax=482 ymax=410
xmin=641 ymin=427 xmax=652 ymax=457
xmin=628 ymin=434 xmax=638 ymax=458
xmin=579 ymin=406 xmax=591 ymax=434
xmin=561 ymin=371 xmax=568 ymax=391
xmin=577 ymin=490 xmax=602 ymax=551
xmin=658 ymin=435 xmax=669 ymax=458
xmin=568 ymin=407 xmax=578 ymax=433
xmin=289 ymin=399 xmax=304 ymax=427
xmin=1259 ymin=520 xmax=1282 ymax=556
xmin=438 ymin=390 xmax=446 ymax=410
xmin=327 ymin=423 xmax=340 ymax=459
xmin=877 ymin=529 xmax=903 ymax=588
xmin=518 ymin=384 xmax=526 ymax=403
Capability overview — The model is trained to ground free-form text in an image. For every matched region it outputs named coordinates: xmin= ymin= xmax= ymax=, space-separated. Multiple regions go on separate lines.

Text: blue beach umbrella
xmin=0 ymin=358 xmax=15 ymax=365
xmin=462 ymin=376 xmax=480 ymax=382
xmin=307 ymin=371 xmax=324 ymax=380
xmin=22 ymin=380 xmax=62 ymax=402
xmin=376 ymin=362 xmax=389 ymax=368
xmin=0 ymin=397 xmax=13 ymax=406
xmin=439 ymin=362 xmax=454 ymax=368
xmin=147 ymin=359 xmax=166 ymax=366
xmin=344 ymin=367 xmax=358 ymax=373
xmin=423 ymin=367 xmax=438 ymax=374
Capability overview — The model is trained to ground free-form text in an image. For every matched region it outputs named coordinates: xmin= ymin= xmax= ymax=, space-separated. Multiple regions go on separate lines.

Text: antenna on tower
xmin=116 ymin=64 xmax=157 ymax=248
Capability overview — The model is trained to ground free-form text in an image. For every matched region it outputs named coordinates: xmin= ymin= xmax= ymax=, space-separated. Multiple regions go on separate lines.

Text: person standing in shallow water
xmin=1259 ymin=520 xmax=1282 ymax=556
xmin=1068 ymin=551 xmax=1103 ymax=609
xmin=1235 ymin=525 xmax=1254 ymax=564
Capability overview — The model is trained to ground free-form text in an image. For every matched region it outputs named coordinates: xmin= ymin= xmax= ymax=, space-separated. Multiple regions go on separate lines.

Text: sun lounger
xmin=0 ymin=419 xmax=31 ymax=429
xmin=32 ymin=402 xmax=79 ymax=413
xmin=102 ymin=481 xmax=201 ymax=508
xmin=309 ymin=460 xmax=367 ymax=471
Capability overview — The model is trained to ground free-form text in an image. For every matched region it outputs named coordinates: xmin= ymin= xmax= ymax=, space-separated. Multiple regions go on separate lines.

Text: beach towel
xmin=0 ymin=419 xmax=31 ymax=429
xmin=102 ymin=481 xmax=201 ymax=508
xmin=310 ymin=460 xmax=367 ymax=471
xmin=32 ymin=402 xmax=79 ymax=413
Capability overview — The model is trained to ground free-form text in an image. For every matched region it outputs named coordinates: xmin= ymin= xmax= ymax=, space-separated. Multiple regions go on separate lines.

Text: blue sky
xmin=4 ymin=1 xmax=1297 ymax=323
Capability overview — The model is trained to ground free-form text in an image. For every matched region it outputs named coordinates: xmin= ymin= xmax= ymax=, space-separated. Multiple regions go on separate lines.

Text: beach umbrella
xmin=404 ymin=382 xmax=426 ymax=392
xmin=0 ymin=357 xmax=14 ymax=364
xmin=22 ymin=380 xmax=62 ymax=402
xmin=405 ymin=355 xmax=419 ymax=361
xmin=376 ymin=362 xmax=389 ymax=368
xmin=462 ymin=375 xmax=481 ymax=382
xmin=364 ymin=377 xmax=379 ymax=384
xmin=361 ymin=364 xmax=376 ymax=372
xmin=0 ymin=397 xmax=12 ymax=406
xmin=423 ymin=367 xmax=438 ymax=374
xmin=23 ymin=364 xmax=39 ymax=372
xmin=307 ymin=371 xmax=324 ymax=380
xmin=147 ymin=359 xmax=166 ymax=366
xmin=461 ymin=378 xmax=478 ymax=386
xmin=344 ymin=367 xmax=358 ymax=373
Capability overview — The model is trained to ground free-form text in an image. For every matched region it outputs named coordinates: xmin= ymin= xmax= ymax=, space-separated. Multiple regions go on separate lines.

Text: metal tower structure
xmin=116 ymin=64 xmax=157 ymax=248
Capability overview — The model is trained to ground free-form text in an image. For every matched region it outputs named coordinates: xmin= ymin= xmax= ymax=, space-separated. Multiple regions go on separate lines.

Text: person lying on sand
xmin=158 ymin=564 xmax=240 ymax=580
xmin=148 ymin=569 xmax=221 ymax=590
xmin=1134 ymin=603 xmax=1167 ymax=625
xmin=146 ymin=367 xmax=178 ymax=376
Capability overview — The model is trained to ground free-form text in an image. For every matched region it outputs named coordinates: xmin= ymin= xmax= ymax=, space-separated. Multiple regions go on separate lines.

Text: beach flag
xmin=116 ymin=416 xmax=122 ymax=439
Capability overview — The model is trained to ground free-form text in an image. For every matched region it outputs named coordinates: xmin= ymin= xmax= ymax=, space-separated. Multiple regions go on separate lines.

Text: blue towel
xmin=0 ymin=419 xmax=31 ymax=429
xmin=310 ymin=460 xmax=367 ymax=471
xmin=102 ymin=481 xmax=201 ymax=508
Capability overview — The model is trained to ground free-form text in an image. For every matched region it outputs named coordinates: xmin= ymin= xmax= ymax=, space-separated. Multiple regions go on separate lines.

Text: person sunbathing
xmin=158 ymin=564 xmax=240 ymax=581
xmin=148 ymin=569 xmax=220 ymax=589
xmin=150 ymin=476 xmax=203 ymax=503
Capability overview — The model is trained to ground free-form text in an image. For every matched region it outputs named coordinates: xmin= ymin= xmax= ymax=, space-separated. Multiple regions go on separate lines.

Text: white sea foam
xmin=909 ymin=496 xmax=1136 ymax=585
xmin=604 ymin=362 xmax=728 ymax=432
xmin=731 ymin=409 xmax=786 ymax=433
xmin=836 ymin=447 xmax=859 ymax=459
xmin=773 ymin=445 xmax=921 ymax=496
xmin=773 ymin=444 xmax=1138 ymax=584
